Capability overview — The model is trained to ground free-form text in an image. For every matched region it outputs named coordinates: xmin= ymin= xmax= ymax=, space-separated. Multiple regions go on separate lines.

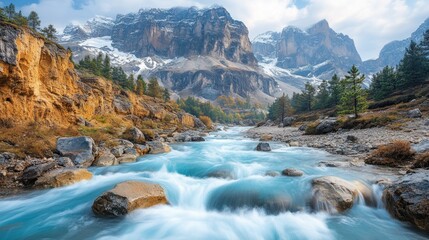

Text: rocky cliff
xmin=0 ymin=21 xmax=198 ymax=128
xmin=59 ymin=7 xmax=280 ymax=104
xmin=253 ymin=20 xmax=362 ymax=89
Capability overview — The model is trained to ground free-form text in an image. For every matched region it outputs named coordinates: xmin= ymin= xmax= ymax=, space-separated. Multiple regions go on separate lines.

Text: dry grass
xmin=0 ymin=118 xmax=14 ymax=129
xmin=199 ymin=116 xmax=213 ymax=129
xmin=304 ymin=121 xmax=320 ymax=135
xmin=141 ymin=129 xmax=156 ymax=141
xmin=412 ymin=152 xmax=429 ymax=169
xmin=365 ymin=140 xmax=414 ymax=167
xmin=338 ymin=112 xmax=400 ymax=130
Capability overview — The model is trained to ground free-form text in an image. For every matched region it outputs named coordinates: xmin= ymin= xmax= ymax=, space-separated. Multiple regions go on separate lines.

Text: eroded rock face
xmin=383 ymin=172 xmax=429 ymax=232
xmin=56 ymin=137 xmax=98 ymax=167
xmin=92 ymin=181 xmax=169 ymax=216
xmin=311 ymin=176 xmax=358 ymax=213
xmin=35 ymin=168 xmax=92 ymax=188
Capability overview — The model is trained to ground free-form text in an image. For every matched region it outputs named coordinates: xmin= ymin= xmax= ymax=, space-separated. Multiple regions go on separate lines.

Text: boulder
xmin=383 ymin=171 xmax=429 ymax=232
xmin=259 ymin=134 xmax=273 ymax=141
xmin=412 ymin=139 xmax=429 ymax=153
xmin=56 ymin=137 xmax=98 ymax=167
xmin=191 ymin=136 xmax=205 ymax=142
xmin=108 ymin=139 xmax=134 ymax=148
xmin=193 ymin=117 xmax=206 ymax=129
xmin=93 ymin=148 xmax=118 ymax=167
xmin=315 ymin=120 xmax=338 ymax=134
xmin=282 ymin=168 xmax=304 ymax=177
xmin=283 ymin=117 xmax=295 ymax=127
xmin=265 ymin=171 xmax=280 ymax=177
xmin=256 ymin=143 xmax=271 ymax=152
xmin=206 ymin=169 xmax=236 ymax=179
xmin=147 ymin=141 xmax=171 ymax=154
xmin=124 ymin=127 xmax=145 ymax=144
xmin=57 ymin=157 xmax=74 ymax=167
xmin=353 ymin=181 xmax=377 ymax=207
xmin=35 ymin=168 xmax=92 ymax=188
xmin=174 ymin=131 xmax=205 ymax=142
xmin=311 ymin=176 xmax=358 ymax=213
xmin=21 ymin=162 xmax=56 ymax=186
xmin=110 ymin=146 xmax=125 ymax=158
xmin=92 ymin=181 xmax=169 ymax=216
xmin=289 ymin=141 xmax=299 ymax=147
xmin=346 ymin=135 xmax=358 ymax=142
xmin=298 ymin=125 xmax=307 ymax=131
xmin=135 ymin=144 xmax=150 ymax=155
xmin=407 ymin=108 xmax=422 ymax=118
xmin=117 ymin=154 xmax=138 ymax=164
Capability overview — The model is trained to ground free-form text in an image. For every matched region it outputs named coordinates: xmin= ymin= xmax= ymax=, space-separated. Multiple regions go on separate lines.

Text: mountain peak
xmin=307 ymin=19 xmax=330 ymax=32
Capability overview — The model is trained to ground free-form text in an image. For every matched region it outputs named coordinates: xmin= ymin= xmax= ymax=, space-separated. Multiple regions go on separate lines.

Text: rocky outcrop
xmin=35 ymin=168 xmax=93 ymax=188
xmin=311 ymin=176 xmax=359 ymax=213
xmin=383 ymin=171 xmax=429 ymax=232
xmin=92 ymin=181 xmax=168 ymax=216
xmin=256 ymin=143 xmax=271 ymax=152
xmin=56 ymin=137 xmax=98 ymax=167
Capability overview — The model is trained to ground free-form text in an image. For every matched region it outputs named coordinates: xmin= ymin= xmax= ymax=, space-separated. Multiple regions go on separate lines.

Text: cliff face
xmin=0 ymin=22 xmax=197 ymax=128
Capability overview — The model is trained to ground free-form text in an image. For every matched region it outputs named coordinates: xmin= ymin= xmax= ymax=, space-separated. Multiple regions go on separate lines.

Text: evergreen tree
xmin=397 ymin=41 xmax=427 ymax=87
xmin=328 ymin=74 xmax=342 ymax=107
xmin=421 ymin=29 xmax=429 ymax=56
xmin=28 ymin=11 xmax=41 ymax=30
xmin=369 ymin=66 xmax=397 ymax=101
xmin=147 ymin=77 xmax=163 ymax=98
xmin=102 ymin=55 xmax=111 ymax=79
xmin=14 ymin=11 xmax=27 ymax=26
xmin=135 ymin=75 xmax=146 ymax=95
xmin=315 ymin=80 xmax=330 ymax=109
xmin=0 ymin=8 xmax=7 ymax=21
xmin=302 ymin=82 xmax=316 ymax=112
xmin=111 ymin=67 xmax=128 ymax=87
xmin=163 ymin=88 xmax=171 ymax=102
xmin=41 ymin=24 xmax=57 ymax=41
xmin=339 ymin=65 xmax=368 ymax=118
xmin=4 ymin=3 xmax=15 ymax=19
xmin=126 ymin=74 xmax=135 ymax=91
xmin=267 ymin=94 xmax=292 ymax=121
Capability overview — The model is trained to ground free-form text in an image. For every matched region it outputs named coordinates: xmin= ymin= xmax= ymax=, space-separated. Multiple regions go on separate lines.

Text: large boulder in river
xmin=92 ymin=181 xmax=169 ymax=216
xmin=56 ymin=137 xmax=98 ymax=167
xmin=311 ymin=176 xmax=358 ymax=213
xmin=35 ymin=168 xmax=92 ymax=188
xmin=282 ymin=168 xmax=304 ymax=177
xmin=315 ymin=120 xmax=338 ymax=134
xmin=93 ymin=148 xmax=118 ymax=167
xmin=21 ymin=162 xmax=56 ymax=186
xmin=256 ymin=143 xmax=271 ymax=152
xmin=147 ymin=141 xmax=171 ymax=154
xmin=383 ymin=171 xmax=429 ymax=232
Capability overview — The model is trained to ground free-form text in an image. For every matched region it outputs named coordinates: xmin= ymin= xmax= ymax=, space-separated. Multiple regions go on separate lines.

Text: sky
xmin=1 ymin=0 xmax=429 ymax=60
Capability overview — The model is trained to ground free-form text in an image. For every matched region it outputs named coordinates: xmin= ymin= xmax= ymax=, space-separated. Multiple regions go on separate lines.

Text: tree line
xmin=0 ymin=3 xmax=57 ymax=41
xmin=77 ymin=53 xmax=170 ymax=102
xmin=268 ymin=29 xmax=429 ymax=122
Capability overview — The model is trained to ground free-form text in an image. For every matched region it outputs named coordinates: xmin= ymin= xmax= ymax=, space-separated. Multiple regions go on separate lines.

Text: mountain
xmin=252 ymin=20 xmax=362 ymax=89
xmin=59 ymin=7 xmax=281 ymax=104
xmin=362 ymin=18 xmax=429 ymax=73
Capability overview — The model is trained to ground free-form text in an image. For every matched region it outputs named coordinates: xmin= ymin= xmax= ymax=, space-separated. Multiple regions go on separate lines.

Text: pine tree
xmin=397 ymin=41 xmax=427 ymax=87
xmin=267 ymin=94 xmax=292 ymax=121
xmin=163 ymin=88 xmax=171 ymax=102
xmin=0 ymin=8 xmax=7 ymax=21
xmin=147 ymin=77 xmax=162 ymax=98
xmin=369 ymin=66 xmax=397 ymax=101
xmin=135 ymin=75 xmax=146 ymax=95
xmin=339 ymin=65 xmax=368 ymax=118
xmin=302 ymin=82 xmax=316 ymax=112
xmin=126 ymin=74 xmax=135 ymax=91
xmin=328 ymin=74 xmax=342 ymax=107
xmin=102 ymin=55 xmax=111 ymax=79
xmin=315 ymin=80 xmax=330 ymax=109
xmin=4 ymin=3 xmax=15 ymax=19
xmin=14 ymin=11 xmax=27 ymax=26
xmin=41 ymin=24 xmax=57 ymax=41
xmin=28 ymin=11 xmax=41 ymax=30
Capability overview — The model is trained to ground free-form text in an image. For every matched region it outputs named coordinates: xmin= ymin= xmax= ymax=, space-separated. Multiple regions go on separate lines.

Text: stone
xmin=425 ymin=120 xmax=429 ymax=126
xmin=283 ymin=117 xmax=295 ymax=127
xmin=383 ymin=172 xmax=429 ymax=232
xmin=265 ymin=171 xmax=280 ymax=177
xmin=282 ymin=168 xmax=304 ymax=177
xmin=347 ymin=135 xmax=358 ymax=142
xmin=92 ymin=181 xmax=168 ymax=216
xmin=289 ymin=141 xmax=299 ymax=147
xmin=117 ymin=154 xmax=138 ymax=164
xmin=191 ymin=136 xmax=205 ymax=142
xmin=259 ymin=134 xmax=273 ymax=141
xmin=407 ymin=108 xmax=422 ymax=118
xmin=108 ymin=139 xmax=134 ymax=148
xmin=125 ymin=127 xmax=145 ymax=144
xmin=35 ymin=168 xmax=93 ymax=188
xmin=147 ymin=141 xmax=171 ymax=154
xmin=206 ymin=169 xmax=236 ymax=179
xmin=135 ymin=144 xmax=150 ymax=156
xmin=93 ymin=148 xmax=118 ymax=167
xmin=110 ymin=146 xmax=125 ymax=158
xmin=412 ymin=139 xmax=429 ymax=153
xmin=298 ymin=125 xmax=307 ymax=131
xmin=57 ymin=157 xmax=74 ymax=167
xmin=256 ymin=143 xmax=271 ymax=152
xmin=56 ymin=136 xmax=98 ymax=167
xmin=315 ymin=120 xmax=338 ymax=134
xmin=21 ymin=162 xmax=56 ymax=186
xmin=311 ymin=176 xmax=358 ymax=213
xmin=353 ymin=181 xmax=377 ymax=207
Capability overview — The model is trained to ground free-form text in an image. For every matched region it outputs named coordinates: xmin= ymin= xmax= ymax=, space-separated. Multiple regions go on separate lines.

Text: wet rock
xmin=117 ymin=154 xmax=138 ymax=164
xmin=315 ymin=120 xmax=338 ymax=134
xmin=283 ymin=117 xmax=295 ymax=127
xmin=407 ymin=108 xmax=422 ymax=118
xmin=353 ymin=181 xmax=377 ymax=207
xmin=191 ymin=136 xmax=205 ymax=142
xmin=174 ymin=131 xmax=205 ymax=142
xmin=318 ymin=161 xmax=350 ymax=168
xmin=207 ymin=169 xmax=236 ymax=179
xmin=259 ymin=134 xmax=273 ymax=141
xmin=56 ymin=136 xmax=98 ymax=167
xmin=265 ymin=171 xmax=280 ymax=177
xmin=256 ymin=143 xmax=271 ymax=152
xmin=110 ymin=146 xmax=125 ymax=158
xmin=21 ymin=162 xmax=56 ymax=186
xmin=282 ymin=168 xmax=304 ymax=177
xmin=289 ymin=141 xmax=299 ymax=147
xmin=383 ymin=171 xmax=429 ymax=232
xmin=135 ymin=144 xmax=150 ymax=156
xmin=57 ymin=157 xmax=74 ymax=167
xmin=311 ymin=176 xmax=358 ymax=213
xmin=93 ymin=148 xmax=118 ymax=167
xmin=92 ymin=181 xmax=168 ymax=217
xmin=35 ymin=168 xmax=92 ymax=188
xmin=147 ymin=141 xmax=171 ymax=154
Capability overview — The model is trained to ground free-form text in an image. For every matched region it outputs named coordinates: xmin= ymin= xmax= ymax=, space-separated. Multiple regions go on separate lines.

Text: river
xmin=0 ymin=127 xmax=427 ymax=239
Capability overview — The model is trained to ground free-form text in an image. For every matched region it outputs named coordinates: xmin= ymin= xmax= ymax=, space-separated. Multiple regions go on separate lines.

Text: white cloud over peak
xmin=16 ymin=0 xmax=429 ymax=60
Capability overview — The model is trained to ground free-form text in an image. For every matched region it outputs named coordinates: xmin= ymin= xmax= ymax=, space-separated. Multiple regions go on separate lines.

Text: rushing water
xmin=0 ymin=127 xmax=427 ymax=240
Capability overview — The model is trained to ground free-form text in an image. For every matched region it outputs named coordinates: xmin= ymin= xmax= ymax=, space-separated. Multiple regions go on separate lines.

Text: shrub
xmin=199 ymin=116 xmax=213 ymax=129
xmin=339 ymin=113 xmax=398 ymax=129
xmin=412 ymin=152 xmax=429 ymax=169
xmin=365 ymin=140 xmax=414 ymax=167
xmin=304 ymin=121 xmax=320 ymax=135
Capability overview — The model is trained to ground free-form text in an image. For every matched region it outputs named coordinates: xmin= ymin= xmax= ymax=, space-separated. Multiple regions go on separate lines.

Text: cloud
xmin=19 ymin=0 xmax=429 ymax=60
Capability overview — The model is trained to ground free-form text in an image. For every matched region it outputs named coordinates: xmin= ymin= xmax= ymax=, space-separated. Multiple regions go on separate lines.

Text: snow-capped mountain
xmin=252 ymin=20 xmax=362 ymax=90
xmin=59 ymin=7 xmax=282 ymax=104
